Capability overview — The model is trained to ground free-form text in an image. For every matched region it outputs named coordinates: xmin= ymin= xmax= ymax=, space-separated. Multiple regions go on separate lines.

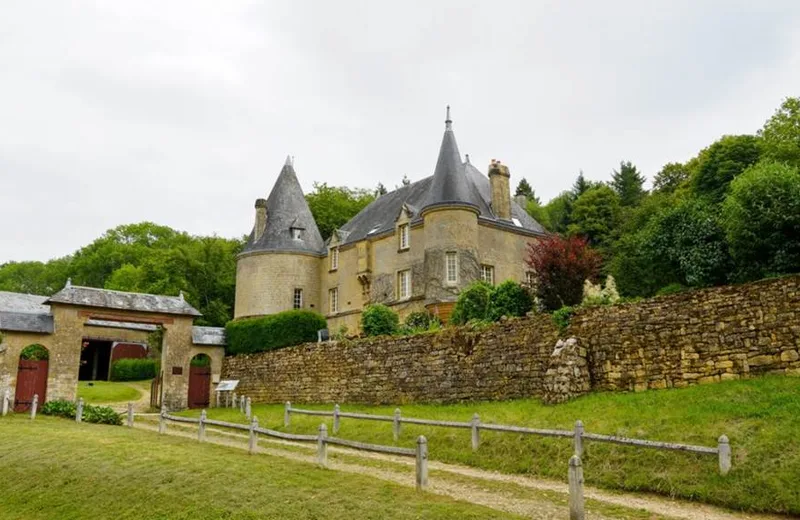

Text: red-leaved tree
xmin=525 ymin=235 xmax=602 ymax=310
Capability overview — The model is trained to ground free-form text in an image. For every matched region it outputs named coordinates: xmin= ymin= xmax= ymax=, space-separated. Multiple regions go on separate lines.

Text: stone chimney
xmin=254 ymin=198 xmax=267 ymax=241
xmin=514 ymin=194 xmax=528 ymax=208
xmin=488 ymin=159 xmax=512 ymax=220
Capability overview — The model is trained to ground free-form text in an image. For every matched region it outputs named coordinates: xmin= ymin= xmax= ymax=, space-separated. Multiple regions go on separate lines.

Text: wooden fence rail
xmin=284 ymin=402 xmax=731 ymax=476
xmin=156 ymin=409 xmax=429 ymax=490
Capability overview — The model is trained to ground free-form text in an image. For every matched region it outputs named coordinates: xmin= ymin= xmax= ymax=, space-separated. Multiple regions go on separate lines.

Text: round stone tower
xmin=234 ymin=157 xmax=324 ymax=319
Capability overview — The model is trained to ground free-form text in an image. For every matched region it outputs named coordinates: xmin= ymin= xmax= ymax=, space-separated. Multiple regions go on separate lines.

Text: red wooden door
xmin=188 ymin=366 xmax=210 ymax=409
xmin=14 ymin=359 xmax=48 ymax=412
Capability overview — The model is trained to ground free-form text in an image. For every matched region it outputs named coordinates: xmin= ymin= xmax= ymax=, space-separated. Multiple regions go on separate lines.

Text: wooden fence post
xmin=317 ymin=423 xmax=328 ymax=467
xmin=471 ymin=413 xmax=480 ymax=451
xmin=30 ymin=394 xmax=38 ymax=420
xmin=245 ymin=397 xmax=252 ymax=420
xmin=158 ymin=405 xmax=166 ymax=434
xmin=126 ymin=402 xmax=134 ymax=427
xmin=215 ymin=390 xmax=220 ymax=408
xmin=393 ymin=408 xmax=401 ymax=441
xmin=226 ymin=391 xmax=231 ymax=408
xmin=240 ymin=395 xmax=245 ymax=414
xmin=333 ymin=404 xmax=340 ymax=434
xmin=573 ymin=420 xmax=584 ymax=457
xmin=232 ymin=393 xmax=237 ymax=409
xmin=75 ymin=398 xmax=84 ymax=423
xmin=718 ymin=435 xmax=731 ymax=475
xmin=416 ymin=435 xmax=428 ymax=491
xmin=284 ymin=401 xmax=291 ymax=427
xmin=249 ymin=416 xmax=258 ymax=454
xmin=1 ymin=388 xmax=9 ymax=416
xmin=568 ymin=455 xmax=585 ymax=520
xmin=198 ymin=409 xmax=207 ymax=442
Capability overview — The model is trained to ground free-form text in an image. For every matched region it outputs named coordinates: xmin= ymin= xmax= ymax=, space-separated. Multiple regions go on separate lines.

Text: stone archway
xmin=187 ymin=353 xmax=211 ymax=409
xmin=14 ymin=344 xmax=49 ymax=412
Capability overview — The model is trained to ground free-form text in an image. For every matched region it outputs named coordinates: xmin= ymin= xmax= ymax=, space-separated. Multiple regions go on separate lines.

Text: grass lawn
xmin=186 ymin=375 xmax=800 ymax=515
xmin=0 ymin=414 xmax=519 ymax=520
xmin=77 ymin=380 xmax=143 ymax=404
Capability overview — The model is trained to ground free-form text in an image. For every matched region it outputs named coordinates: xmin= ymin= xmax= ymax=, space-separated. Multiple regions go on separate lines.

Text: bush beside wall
xmin=225 ymin=310 xmax=327 ymax=355
xmin=110 ymin=358 xmax=159 ymax=381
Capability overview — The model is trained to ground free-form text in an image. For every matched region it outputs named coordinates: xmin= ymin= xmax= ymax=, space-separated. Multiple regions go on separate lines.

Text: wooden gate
xmin=14 ymin=359 xmax=48 ymax=412
xmin=188 ymin=365 xmax=211 ymax=409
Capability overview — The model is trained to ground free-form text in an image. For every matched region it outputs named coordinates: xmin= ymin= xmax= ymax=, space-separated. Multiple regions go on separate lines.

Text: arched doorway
xmin=14 ymin=344 xmax=49 ymax=412
xmin=187 ymin=354 xmax=211 ymax=409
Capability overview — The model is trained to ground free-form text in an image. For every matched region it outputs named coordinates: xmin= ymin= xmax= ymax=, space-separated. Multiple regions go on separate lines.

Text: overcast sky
xmin=2 ymin=1 xmax=799 ymax=263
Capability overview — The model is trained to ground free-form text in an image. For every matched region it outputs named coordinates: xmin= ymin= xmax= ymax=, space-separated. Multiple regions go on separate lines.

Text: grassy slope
xmin=0 ymin=415 xmax=518 ymax=520
xmin=77 ymin=381 xmax=142 ymax=403
xmin=189 ymin=376 xmax=800 ymax=515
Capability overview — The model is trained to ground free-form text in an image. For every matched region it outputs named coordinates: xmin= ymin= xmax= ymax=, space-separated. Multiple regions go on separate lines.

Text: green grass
xmin=0 ymin=415 xmax=520 ymax=520
xmin=187 ymin=375 xmax=800 ymax=515
xmin=77 ymin=381 xmax=143 ymax=404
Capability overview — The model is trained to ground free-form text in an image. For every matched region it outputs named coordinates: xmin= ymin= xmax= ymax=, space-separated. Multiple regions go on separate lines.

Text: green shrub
xmin=488 ymin=280 xmax=533 ymax=320
xmin=551 ymin=306 xmax=575 ymax=333
xmin=404 ymin=311 xmax=435 ymax=329
xmin=225 ymin=310 xmax=327 ymax=355
xmin=190 ymin=355 xmax=211 ymax=367
xmin=450 ymin=281 xmax=493 ymax=325
xmin=361 ymin=304 xmax=399 ymax=336
xmin=20 ymin=344 xmax=49 ymax=360
xmin=111 ymin=358 xmax=159 ymax=381
xmin=656 ymin=283 xmax=686 ymax=296
xmin=83 ymin=404 xmax=123 ymax=425
xmin=42 ymin=399 xmax=77 ymax=419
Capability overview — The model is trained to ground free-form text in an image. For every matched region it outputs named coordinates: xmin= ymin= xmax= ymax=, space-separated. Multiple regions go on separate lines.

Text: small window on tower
xmin=480 ymin=264 xmax=495 ymax=285
xmin=397 ymin=269 xmax=411 ymax=300
xmin=445 ymin=252 xmax=458 ymax=284
xmin=293 ymin=288 xmax=303 ymax=309
xmin=291 ymin=228 xmax=302 ymax=240
xmin=330 ymin=247 xmax=339 ymax=271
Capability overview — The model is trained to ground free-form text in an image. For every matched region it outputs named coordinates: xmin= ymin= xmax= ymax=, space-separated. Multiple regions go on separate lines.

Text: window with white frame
xmin=480 ymin=264 xmax=495 ymax=285
xmin=330 ymin=247 xmax=339 ymax=270
xmin=329 ymin=287 xmax=339 ymax=313
xmin=399 ymin=224 xmax=410 ymax=250
xmin=397 ymin=269 xmax=411 ymax=299
xmin=293 ymin=288 xmax=303 ymax=309
xmin=445 ymin=252 xmax=458 ymax=283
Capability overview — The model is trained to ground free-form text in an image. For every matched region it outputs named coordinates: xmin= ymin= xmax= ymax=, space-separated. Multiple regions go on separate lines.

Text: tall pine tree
xmin=611 ymin=161 xmax=646 ymax=206
xmin=572 ymin=170 xmax=592 ymax=198
xmin=515 ymin=178 xmax=534 ymax=199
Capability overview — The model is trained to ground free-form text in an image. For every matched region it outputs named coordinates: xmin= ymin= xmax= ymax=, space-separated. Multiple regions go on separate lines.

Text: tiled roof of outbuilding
xmin=46 ymin=285 xmax=201 ymax=317
xmin=0 ymin=291 xmax=53 ymax=333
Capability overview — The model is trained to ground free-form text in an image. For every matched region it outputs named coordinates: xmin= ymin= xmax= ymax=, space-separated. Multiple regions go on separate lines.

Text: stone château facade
xmin=235 ymin=109 xmax=546 ymax=331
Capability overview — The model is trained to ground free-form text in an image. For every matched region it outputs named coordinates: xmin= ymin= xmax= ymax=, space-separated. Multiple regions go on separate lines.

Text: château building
xmin=234 ymin=109 xmax=546 ymax=331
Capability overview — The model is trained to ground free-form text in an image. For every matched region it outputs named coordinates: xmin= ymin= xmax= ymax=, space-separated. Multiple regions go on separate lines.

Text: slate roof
xmin=46 ymin=285 xmax=202 ymax=317
xmin=0 ymin=291 xmax=54 ymax=334
xmin=332 ymin=112 xmax=546 ymax=248
xmin=241 ymin=156 xmax=325 ymax=256
xmin=84 ymin=319 xmax=158 ymax=332
xmin=192 ymin=326 xmax=226 ymax=346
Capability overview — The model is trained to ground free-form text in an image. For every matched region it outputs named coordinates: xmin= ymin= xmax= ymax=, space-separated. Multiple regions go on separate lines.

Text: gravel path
xmin=134 ymin=420 xmax=786 ymax=520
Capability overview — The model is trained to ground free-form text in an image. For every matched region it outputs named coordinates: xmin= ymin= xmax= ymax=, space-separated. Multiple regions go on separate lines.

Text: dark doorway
xmin=79 ymin=339 xmax=113 ymax=381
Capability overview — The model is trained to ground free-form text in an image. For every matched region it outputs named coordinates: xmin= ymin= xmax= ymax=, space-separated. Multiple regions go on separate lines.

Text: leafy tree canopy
xmin=759 ymin=96 xmax=800 ymax=167
xmin=653 ymin=162 xmax=690 ymax=193
xmin=305 ymin=182 xmax=375 ymax=240
xmin=568 ymin=185 xmax=621 ymax=249
xmin=690 ymin=135 xmax=762 ymax=202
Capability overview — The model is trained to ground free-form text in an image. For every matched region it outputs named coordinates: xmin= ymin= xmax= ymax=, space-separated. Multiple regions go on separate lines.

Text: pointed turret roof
xmin=242 ymin=156 xmax=325 ymax=255
xmin=421 ymin=106 xmax=486 ymax=213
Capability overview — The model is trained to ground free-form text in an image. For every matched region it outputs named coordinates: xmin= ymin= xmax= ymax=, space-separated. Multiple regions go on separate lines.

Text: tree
xmin=571 ymin=170 xmax=593 ymax=198
xmin=0 ymin=257 xmax=71 ymax=295
xmin=525 ymin=198 xmax=550 ymax=230
xmin=759 ymin=97 xmax=800 ymax=167
xmin=611 ymin=161 xmax=646 ymax=206
xmin=690 ymin=135 xmax=762 ymax=202
xmin=653 ymin=162 xmax=689 ymax=193
xmin=722 ymin=161 xmax=800 ymax=280
xmin=525 ymin=235 xmax=601 ymax=310
xmin=515 ymin=178 xmax=534 ymax=199
xmin=568 ymin=185 xmax=621 ymax=249
xmin=542 ymin=191 xmax=573 ymax=233
xmin=305 ymin=183 xmax=375 ymax=240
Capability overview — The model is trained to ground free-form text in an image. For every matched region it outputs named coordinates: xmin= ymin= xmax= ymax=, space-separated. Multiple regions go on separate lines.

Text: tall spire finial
xmin=284 ymin=155 xmax=293 ymax=167
xmin=445 ymin=105 xmax=452 ymax=130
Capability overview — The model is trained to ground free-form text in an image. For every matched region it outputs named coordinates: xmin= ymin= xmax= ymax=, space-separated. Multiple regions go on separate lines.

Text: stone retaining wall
xmin=223 ymin=275 xmax=800 ymax=404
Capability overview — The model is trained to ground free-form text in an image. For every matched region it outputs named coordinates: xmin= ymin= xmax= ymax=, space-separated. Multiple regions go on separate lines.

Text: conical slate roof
xmin=421 ymin=107 xmax=489 ymax=213
xmin=242 ymin=157 xmax=325 ymax=255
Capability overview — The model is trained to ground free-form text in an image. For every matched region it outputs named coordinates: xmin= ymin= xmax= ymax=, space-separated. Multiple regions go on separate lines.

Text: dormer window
xmin=291 ymin=228 xmax=302 ymax=240
xmin=330 ymin=247 xmax=339 ymax=271
xmin=399 ymin=224 xmax=410 ymax=250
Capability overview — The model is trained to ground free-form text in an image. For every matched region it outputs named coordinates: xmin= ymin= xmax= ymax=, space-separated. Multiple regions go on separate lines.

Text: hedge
xmin=110 ymin=358 xmax=159 ymax=381
xmin=225 ymin=309 xmax=327 ymax=355
xmin=41 ymin=400 xmax=122 ymax=426
xmin=361 ymin=304 xmax=399 ymax=336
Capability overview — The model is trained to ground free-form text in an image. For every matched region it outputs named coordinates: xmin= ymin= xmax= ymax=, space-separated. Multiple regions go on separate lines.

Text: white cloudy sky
xmin=1 ymin=1 xmax=799 ymax=262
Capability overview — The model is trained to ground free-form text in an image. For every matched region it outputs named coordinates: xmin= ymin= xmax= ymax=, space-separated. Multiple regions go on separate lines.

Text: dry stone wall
xmin=223 ymin=275 xmax=800 ymax=404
